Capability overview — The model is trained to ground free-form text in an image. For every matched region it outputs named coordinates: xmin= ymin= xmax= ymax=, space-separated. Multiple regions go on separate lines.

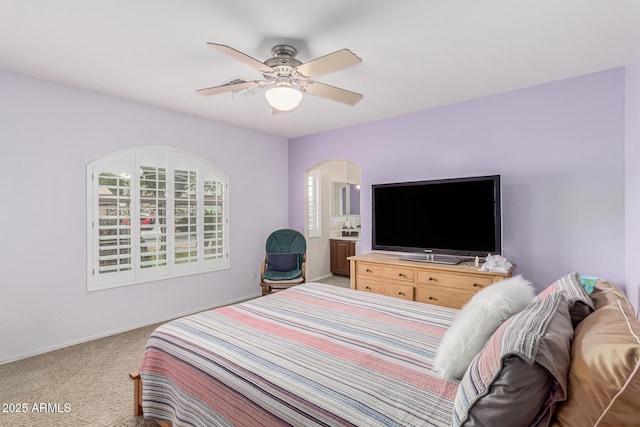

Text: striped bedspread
xmin=139 ymin=283 xmax=460 ymax=427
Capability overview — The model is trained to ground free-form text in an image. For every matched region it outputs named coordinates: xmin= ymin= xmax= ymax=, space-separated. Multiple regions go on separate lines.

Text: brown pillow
xmin=551 ymin=280 xmax=640 ymax=426
xmin=590 ymin=278 xmax=636 ymax=312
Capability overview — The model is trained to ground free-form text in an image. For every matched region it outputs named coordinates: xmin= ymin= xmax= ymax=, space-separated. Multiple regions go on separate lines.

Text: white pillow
xmin=434 ymin=275 xmax=534 ymax=379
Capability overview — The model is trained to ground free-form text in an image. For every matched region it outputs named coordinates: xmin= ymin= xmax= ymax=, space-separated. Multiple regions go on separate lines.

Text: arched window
xmin=86 ymin=147 xmax=229 ymax=291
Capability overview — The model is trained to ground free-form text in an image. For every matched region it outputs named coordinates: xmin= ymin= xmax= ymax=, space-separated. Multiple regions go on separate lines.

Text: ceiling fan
xmin=197 ymin=43 xmax=364 ymax=112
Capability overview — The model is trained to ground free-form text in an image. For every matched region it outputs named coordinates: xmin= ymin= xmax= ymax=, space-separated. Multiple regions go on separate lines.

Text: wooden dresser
xmin=349 ymin=253 xmax=514 ymax=309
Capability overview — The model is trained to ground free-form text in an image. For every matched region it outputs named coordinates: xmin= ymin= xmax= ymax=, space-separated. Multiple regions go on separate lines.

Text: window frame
xmin=86 ymin=146 xmax=229 ymax=291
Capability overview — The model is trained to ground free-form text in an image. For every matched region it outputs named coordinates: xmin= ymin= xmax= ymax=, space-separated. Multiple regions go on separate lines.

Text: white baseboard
xmin=1 ymin=292 xmax=261 ymax=365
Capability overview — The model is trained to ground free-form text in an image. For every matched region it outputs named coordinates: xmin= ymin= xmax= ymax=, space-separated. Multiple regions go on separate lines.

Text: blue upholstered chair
xmin=260 ymin=229 xmax=307 ymax=296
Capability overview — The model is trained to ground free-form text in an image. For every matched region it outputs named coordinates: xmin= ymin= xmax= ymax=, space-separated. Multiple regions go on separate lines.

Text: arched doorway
xmin=304 ymin=159 xmax=361 ymax=281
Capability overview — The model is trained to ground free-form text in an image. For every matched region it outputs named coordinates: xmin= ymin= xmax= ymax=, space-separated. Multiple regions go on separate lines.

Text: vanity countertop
xmin=329 ymin=230 xmax=360 ymax=241
xmin=330 ymin=236 xmax=360 ymax=242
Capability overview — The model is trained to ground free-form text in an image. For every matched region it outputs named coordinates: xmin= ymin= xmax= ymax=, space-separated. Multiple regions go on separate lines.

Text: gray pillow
xmin=453 ymin=291 xmax=574 ymax=426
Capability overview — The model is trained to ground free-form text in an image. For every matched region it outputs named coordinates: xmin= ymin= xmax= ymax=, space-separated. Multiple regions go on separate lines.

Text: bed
xmin=131 ymin=276 xmax=640 ymax=427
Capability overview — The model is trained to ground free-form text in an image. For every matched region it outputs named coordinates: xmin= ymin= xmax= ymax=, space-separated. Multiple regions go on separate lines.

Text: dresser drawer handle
xmin=428 ymin=296 xmax=434 ymax=300
xmin=473 ymin=283 xmax=480 ymax=287
xmin=398 ymin=273 xmax=405 ymax=277
xmin=365 ymin=286 xmax=371 ymax=290
xmin=397 ymin=291 xmax=405 ymax=296
xmin=428 ymin=277 xmax=434 ymax=281
xmin=365 ymin=268 xmax=372 ymax=273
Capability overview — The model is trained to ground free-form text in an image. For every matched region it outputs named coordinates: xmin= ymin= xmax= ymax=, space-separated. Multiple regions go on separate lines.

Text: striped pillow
xmin=453 ymin=291 xmax=573 ymax=426
xmin=536 ymin=272 xmax=594 ymax=327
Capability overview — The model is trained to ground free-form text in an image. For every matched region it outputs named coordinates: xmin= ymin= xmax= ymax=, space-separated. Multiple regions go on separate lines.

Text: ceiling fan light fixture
xmin=265 ymin=85 xmax=303 ymax=111
xmin=199 ymin=43 xmax=364 ymax=111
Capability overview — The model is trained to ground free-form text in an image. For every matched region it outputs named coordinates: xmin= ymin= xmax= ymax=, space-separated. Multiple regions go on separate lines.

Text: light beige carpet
xmin=0 ymin=276 xmax=351 ymax=427
xmin=313 ymin=275 xmax=350 ymax=288
xmin=0 ymin=323 xmax=160 ymax=427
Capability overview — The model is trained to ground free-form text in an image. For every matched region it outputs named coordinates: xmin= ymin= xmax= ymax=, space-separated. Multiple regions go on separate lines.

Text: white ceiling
xmin=2 ymin=1 xmax=640 ymax=139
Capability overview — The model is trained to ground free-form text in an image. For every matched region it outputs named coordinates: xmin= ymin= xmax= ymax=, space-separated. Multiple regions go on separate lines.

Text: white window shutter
xmin=87 ymin=147 xmax=229 ymax=291
xmin=137 ymin=164 xmax=170 ymax=281
xmin=308 ymin=169 xmax=321 ymax=238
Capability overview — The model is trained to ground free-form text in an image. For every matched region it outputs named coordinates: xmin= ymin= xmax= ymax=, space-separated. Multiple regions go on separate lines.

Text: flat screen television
xmin=372 ymin=175 xmax=501 ymax=262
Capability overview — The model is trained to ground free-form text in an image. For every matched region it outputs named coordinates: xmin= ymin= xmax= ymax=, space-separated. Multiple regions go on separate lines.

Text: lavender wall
xmin=290 ymin=69 xmax=626 ymax=295
xmin=0 ymin=70 xmax=289 ymax=362
xmin=1 ymin=65 xmax=634 ymax=363
xmin=626 ymin=54 xmax=640 ymax=314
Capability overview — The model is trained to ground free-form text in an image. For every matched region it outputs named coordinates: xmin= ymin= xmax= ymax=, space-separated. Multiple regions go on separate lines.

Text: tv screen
xmin=372 ymin=175 xmax=501 ymax=259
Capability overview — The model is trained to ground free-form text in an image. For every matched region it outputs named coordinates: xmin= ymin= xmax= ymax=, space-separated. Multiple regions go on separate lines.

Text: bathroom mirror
xmin=332 ymin=182 xmax=360 ymax=217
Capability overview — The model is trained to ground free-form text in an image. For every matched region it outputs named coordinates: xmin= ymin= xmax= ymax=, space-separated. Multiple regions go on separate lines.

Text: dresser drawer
xmin=357 ymin=262 xmax=414 ymax=283
xmin=416 ymin=270 xmax=493 ymax=292
xmin=416 ymin=287 xmax=473 ymax=309
xmin=356 ymin=279 xmax=414 ymax=301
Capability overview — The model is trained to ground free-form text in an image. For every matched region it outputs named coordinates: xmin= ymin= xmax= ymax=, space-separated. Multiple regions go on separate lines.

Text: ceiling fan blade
xmin=295 ymin=49 xmax=362 ymax=79
xmin=196 ymin=80 xmax=263 ymax=96
xmin=206 ymin=43 xmax=274 ymax=74
xmin=302 ymin=81 xmax=363 ymax=106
